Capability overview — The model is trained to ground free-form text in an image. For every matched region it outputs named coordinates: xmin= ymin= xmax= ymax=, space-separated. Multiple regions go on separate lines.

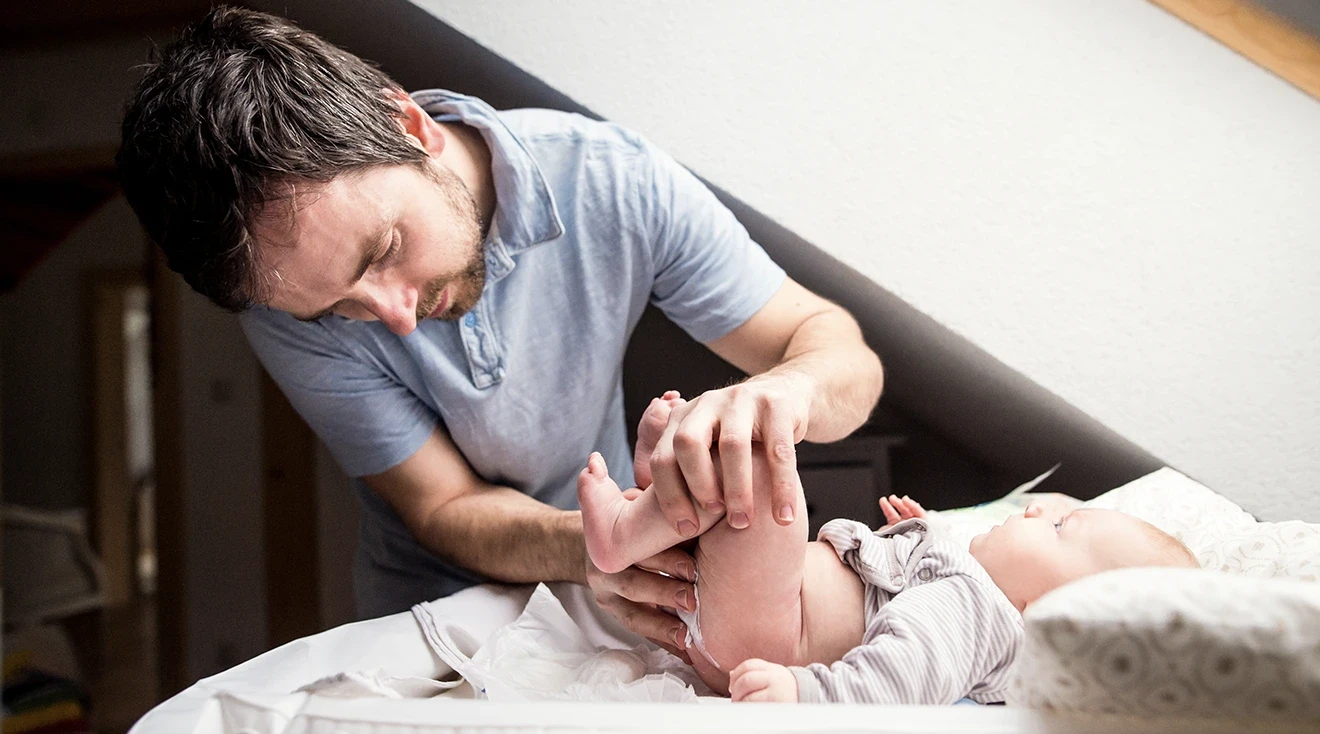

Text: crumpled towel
xmin=413 ymin=583 xmax=716 ymax=702
xmin=295 ymin=669 xmax=459 ymax=699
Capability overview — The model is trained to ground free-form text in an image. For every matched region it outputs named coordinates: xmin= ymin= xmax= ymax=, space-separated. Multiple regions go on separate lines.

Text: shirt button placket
xmin=460 ymin=311 xmax=490 ymax=388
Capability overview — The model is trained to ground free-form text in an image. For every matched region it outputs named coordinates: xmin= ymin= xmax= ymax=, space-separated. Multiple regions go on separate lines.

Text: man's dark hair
xmin=117 ymin=5 xmax=427 ymax=311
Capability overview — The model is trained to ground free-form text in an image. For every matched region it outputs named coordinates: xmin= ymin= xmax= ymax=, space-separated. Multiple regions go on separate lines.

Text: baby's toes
xmin=639 ymin=397 xmax=675 ymax=444
xmin=634 ymin=396 xmax=678 ymax=484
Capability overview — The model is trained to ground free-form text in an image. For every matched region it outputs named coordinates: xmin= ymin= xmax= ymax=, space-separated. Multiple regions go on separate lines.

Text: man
xmin=117 ymin=6 xmax=883 ymax=654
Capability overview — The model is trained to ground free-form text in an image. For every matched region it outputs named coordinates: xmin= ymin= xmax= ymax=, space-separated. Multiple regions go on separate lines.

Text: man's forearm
xmin=418 ymin=485 xmax=588 ymax=584
xmin=755 ymin=308 xmax=883 ymax=443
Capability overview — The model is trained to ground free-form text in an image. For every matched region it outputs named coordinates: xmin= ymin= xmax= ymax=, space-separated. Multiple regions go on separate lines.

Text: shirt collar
xmin=409 ymin=89 xmax=564 ymax=257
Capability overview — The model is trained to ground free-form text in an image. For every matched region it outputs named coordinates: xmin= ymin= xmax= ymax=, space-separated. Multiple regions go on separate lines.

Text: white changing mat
xmin=131 ymin=580 xmax=1305 ymax=734
xmin=131 ymin=583 xmax=533 ymax=734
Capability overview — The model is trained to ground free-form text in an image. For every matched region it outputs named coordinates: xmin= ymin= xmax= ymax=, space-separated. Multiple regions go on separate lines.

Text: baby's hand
xmin=879 ymin=494 xmax=926 ymax=528
xmin=729 ymin=659 xmax=798 ymax=703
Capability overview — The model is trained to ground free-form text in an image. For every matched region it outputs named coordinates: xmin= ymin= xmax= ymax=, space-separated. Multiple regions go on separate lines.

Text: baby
xmin=579 ymin=394 xmax=1198 ymax=704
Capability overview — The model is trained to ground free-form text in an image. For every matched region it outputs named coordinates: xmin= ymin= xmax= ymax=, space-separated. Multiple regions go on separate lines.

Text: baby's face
xmin=969 ymin=504 xmax=1153 ymax=611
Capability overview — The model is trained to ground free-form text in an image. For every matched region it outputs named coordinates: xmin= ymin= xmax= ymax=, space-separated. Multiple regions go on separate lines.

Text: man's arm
xmin=365 ymin=428 xmax=585 ymax=583
xmin=707 ymin=277 xmax=882 ymax=443
xmin=647 ymin=277 xmax=883 ymax=536
xmin=367 ymin=427 xmax=696 ymax=652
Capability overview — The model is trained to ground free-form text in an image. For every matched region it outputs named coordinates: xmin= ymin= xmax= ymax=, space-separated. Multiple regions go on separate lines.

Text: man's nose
xmin=362 ymin=282 xmax=418 ymax=336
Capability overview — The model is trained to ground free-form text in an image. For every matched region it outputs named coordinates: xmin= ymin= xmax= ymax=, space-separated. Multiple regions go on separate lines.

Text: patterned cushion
xmin=1009 ymin=468 xmax=1320 ymax=721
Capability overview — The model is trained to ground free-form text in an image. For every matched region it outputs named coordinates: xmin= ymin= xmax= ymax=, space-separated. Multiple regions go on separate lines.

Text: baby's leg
xmin=577 ymin=444 xmax=809 ymax=694
xmin=685 ymin=449 xmax=809 ymax=693
xmin=578 ymin=453 xmax=723 ymax=574
xmin=576 ymin=399 xmax=809 ymax=694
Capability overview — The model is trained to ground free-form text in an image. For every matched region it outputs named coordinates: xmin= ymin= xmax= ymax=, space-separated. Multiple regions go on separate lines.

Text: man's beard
xmin=416 ymin=161 xmax=488 ymax=322
xmin=416 ymin=255 xmax=486 ymax=322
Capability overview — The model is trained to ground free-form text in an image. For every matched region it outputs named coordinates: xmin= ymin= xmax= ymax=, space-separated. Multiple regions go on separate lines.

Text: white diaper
xmin=675 ymin=575 xmax=722 ymax=671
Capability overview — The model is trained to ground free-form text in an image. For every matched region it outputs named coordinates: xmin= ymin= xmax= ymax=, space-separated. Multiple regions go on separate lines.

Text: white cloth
xmin=411 ymin=583 xmax=714 ymax=702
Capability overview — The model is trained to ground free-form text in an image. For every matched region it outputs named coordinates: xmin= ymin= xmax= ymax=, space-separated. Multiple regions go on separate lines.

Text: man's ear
xmin=385 ymin=88 xmax=445 ymax=156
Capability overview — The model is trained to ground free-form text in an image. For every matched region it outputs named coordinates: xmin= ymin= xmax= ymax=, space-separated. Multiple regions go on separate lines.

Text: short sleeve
xmin=241 ymin=308 xmax=437 ymax=477
xmin=635 ymin=139 xmax=786 ymax=344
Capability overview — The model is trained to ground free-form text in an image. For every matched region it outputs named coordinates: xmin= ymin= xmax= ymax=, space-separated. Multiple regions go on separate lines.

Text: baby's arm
xmin=788 ymin=576 xmax=1019 ymax=704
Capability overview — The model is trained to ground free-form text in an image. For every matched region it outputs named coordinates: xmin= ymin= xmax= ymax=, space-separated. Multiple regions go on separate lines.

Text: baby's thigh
xmin=692 ymin=449 xmax=810 ymax=672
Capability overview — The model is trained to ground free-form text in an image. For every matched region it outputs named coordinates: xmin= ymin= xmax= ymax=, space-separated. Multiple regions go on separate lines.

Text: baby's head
xmin=970 ymin=501 xmax=1198 ymax=611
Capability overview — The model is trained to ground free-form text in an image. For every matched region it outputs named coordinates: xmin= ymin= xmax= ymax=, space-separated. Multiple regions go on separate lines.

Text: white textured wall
xmin=417 ymin=0 xmax=1320 ymax=522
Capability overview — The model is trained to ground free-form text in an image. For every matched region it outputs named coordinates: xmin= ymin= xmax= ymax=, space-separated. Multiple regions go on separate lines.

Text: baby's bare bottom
xmin=578 ymin=449 xmax=864 ymax=695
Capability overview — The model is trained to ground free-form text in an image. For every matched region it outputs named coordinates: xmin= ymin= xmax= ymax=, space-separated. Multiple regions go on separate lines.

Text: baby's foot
xmin=578 ymin=452 xmax=635 ymax=574
xmin=634 ymin=391 xmax=683 ymax=488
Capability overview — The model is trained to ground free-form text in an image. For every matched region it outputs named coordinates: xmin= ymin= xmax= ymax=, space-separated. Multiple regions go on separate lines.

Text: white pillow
xmin=1009 ymin=567 xmax=1320 ymax=722
xmin=1083 ymin=468 xmax=1320 ymax=581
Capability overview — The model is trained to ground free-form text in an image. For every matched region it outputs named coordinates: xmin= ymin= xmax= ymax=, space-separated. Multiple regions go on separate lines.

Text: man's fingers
xmin=673 ymin=402 xmax=723 ymax=511
xmin=758 ymin=397 xmax=800 ymax=526
xmin=635 ymin=546 xmax=697 ymax=584
xmin=650 ymin=401 xmax=703 ymax=537
xmin=602 ymin=564 xmax=696 ymax=614
xmin=717 ymin=395 xmax=755 ymax=528
xmin=648 ymin=632 xmax=693 ymax=664
xmin=600 ymin=596 xmax=688 ymax=651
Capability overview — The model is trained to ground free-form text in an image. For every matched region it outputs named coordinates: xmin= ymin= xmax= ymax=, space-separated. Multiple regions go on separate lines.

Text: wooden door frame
xmin=88 ymin=269 xmax=145 ymax=608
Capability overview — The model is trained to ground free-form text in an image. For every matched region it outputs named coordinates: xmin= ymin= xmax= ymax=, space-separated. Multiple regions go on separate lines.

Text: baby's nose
xmin=1024 ymin=502 xmax=1045 ymax=518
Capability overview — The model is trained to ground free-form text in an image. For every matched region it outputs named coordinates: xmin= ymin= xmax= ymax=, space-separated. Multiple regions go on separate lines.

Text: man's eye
xmin=375 ymin=231 xmax=401 ymax=265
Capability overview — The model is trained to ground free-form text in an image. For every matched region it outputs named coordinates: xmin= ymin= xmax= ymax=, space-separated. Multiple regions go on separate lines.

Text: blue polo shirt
xmin=241 ymin=89 xmax=785 ymax=619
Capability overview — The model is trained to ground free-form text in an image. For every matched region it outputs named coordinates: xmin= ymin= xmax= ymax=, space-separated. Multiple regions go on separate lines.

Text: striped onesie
xmin=790 ymin=518 xmax=1024 ymax=704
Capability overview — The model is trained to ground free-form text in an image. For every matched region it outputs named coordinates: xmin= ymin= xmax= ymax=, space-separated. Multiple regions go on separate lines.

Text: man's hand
xmin=584 ymin=486 xmax=696 ymax=664
xmin=729 ymin=658 xmax=798 ymax=703
xmin=648 ymin=374 xmax=812 ymax=536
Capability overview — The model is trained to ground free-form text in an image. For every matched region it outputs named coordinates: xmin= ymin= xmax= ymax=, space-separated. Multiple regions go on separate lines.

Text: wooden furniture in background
xmin=90 ymin=271 xmax=145 ymax=608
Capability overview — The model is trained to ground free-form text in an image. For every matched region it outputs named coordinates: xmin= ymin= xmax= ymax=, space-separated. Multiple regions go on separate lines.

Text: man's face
xmin=254 ymin=159 xmax=485 ymax=336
